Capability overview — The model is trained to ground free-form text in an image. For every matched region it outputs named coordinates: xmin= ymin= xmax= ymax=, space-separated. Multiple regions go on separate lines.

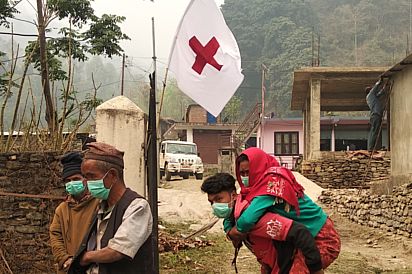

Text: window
xmin=274 ymin=132 xmax=299 ymax=155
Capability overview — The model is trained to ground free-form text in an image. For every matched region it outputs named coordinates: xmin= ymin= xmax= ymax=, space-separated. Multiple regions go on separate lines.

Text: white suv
xmin=159 ymin=141 xmax=204 ymax=181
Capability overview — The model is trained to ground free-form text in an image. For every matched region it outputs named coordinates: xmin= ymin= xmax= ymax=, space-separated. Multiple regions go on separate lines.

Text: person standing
xmin=50 ymin=152 xmax=100 ymax=273
xmin=69 ymin=142 xmax=153 ymax=274
xmin=366 ymin=77 xmax=388 ymax=151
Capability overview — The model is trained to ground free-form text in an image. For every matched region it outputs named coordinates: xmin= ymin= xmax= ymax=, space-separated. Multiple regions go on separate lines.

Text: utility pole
xmin=36 ymin=0 xmax=55 ymax=132
xmin=354 ymin=11 xmax=358 ymax=66
xmin=121 ymin=53 xmax=126 ymax=96
xmin=261 ymin=64 xmax=268 ymax=150
xmin=147 ymin=17 xmax=159 ymax=274
xmin=408 ymin=0 xmax=412 ymax=52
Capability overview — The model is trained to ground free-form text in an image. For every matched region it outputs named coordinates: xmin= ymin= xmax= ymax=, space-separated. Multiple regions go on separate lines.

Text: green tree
xmin=0 ymin=0 xmax=17 ymax=28
xmin=222 ymin=95 xmax=243 ymax=123
xmin=161 ymin=79 xmax=193 ymax=121
xmin=26 ymin=0 xmax=130 ymax=132
xmin=222 ymin=0 xmax=316 ymax=117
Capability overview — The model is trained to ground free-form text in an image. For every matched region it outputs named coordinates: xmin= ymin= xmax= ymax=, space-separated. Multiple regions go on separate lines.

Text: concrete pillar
xmin=95 ymin=96 xmax=147 ymax=197
xmin=309 ymin=78 xmax=321 ymax=159
xmin=331 ymin=125 xmax=335 ymax=152
xmin=186 ymin=128 xmax=194 ymax=143
xmin=303 ymin=97 xmax=311 ymax=160
xmin=303 ymin=110 xmax=307 ymax=159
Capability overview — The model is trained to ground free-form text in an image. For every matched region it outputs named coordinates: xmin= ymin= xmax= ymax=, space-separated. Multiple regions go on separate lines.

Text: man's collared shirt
xmin=87 ymin=198 xmax=153 ymax=274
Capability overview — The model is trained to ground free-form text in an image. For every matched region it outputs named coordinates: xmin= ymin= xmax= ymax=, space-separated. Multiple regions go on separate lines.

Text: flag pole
xmin=147 ymin=16 xmax=160 ymax=274
xmin=157 ymin=0 xmax=196 ymax=125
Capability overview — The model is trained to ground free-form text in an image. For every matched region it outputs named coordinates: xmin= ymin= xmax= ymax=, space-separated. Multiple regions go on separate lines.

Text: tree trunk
xmin=36 ymin=0 xmax=55 ymax=133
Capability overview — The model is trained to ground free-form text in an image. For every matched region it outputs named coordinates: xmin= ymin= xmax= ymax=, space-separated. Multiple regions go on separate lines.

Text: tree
xmin=161 ymin=79 xmax=193 ymax=121
xmin=27 ymin=0 xmax=130 ymax=132
xmin=222 ymin=95 xmax=242 ymax=123
xmin=0 ymin=0 xmax=17 ymax=28
xmin=222 ymin=0 xmax=316 ymax=117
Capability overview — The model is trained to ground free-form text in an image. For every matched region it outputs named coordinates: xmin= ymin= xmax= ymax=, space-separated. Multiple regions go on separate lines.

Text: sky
xmin=1 ymin=0 xmax=225 ymax=74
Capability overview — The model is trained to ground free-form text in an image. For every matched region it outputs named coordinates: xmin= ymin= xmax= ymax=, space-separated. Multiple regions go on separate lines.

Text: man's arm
xmin=80 ymin=198 xmax=153 ymax=264
xmin=372 ymin=78 xmax=386 ymax=97
xmin=80 ymin=247 xmax=124 ymax=265
xmin=49 ymin=205 xmax=72 ymax=270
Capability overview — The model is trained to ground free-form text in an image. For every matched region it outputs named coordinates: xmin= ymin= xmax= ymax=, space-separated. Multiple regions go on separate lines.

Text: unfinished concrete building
xmin=291 ymin=67 xmax=388 ymax=160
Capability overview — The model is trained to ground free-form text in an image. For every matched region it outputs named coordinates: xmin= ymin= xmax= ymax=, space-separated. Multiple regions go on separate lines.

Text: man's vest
xmin=69 ymin=188 xmax=153 ymax=274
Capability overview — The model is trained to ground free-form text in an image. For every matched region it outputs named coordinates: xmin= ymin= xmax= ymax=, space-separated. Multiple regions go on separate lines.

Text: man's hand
xmin=227 ymin=227 xmax=247 ymax=248
xmin=62 ymin=257 xmax=73 ymax=270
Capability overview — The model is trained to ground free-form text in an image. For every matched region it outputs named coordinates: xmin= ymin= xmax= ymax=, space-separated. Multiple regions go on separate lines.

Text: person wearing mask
xmin=50 ymin=152 xmax=100 ymax=273
xmin=69 ymin=142 xmax=153 ymax=274
xmin=202 ymin=173 xmax=325 ymax=274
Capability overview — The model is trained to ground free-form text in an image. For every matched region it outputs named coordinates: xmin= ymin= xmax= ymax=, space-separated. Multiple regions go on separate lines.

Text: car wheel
xmin=165 ymin=165 xmax=172 ymax=181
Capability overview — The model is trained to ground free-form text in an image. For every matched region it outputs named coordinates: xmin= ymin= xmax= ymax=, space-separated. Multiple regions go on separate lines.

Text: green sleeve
xmin=236 ymin=195 xmax=275 ymax=233
xmin=223 ymin=218 xmax=233 ymax=233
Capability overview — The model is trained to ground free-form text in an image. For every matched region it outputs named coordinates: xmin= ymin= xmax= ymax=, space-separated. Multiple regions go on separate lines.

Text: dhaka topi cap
xmin=61 ymin=152 xmax=83 ymax=180
xmin=84 ymin=142 xmax=124 ymax=168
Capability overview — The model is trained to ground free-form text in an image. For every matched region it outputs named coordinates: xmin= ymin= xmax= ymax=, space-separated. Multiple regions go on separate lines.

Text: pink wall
xmin=258 ymin=120 xmax=303 ymax=154
xmin=257 ymin=120 xmax=303 ymax=168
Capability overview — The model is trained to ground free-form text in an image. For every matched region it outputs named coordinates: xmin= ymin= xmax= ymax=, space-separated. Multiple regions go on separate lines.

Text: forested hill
xmin=222 ymin=0 xmax=410 ymax=118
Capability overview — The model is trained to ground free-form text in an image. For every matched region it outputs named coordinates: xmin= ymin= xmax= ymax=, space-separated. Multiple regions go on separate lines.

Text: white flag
xmin=168 ymin=0 xmax=244 ymax=117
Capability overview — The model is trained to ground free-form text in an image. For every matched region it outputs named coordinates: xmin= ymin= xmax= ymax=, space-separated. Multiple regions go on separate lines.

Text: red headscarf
xmin=236 ymin=147 xmax=305 ymax=215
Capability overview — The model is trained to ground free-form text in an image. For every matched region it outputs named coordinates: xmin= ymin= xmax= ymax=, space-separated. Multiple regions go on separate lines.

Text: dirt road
xmin=159 ymin=177 xmax=412 ymax=273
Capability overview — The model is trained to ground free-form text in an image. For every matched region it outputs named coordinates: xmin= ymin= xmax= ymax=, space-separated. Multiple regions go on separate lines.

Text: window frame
xmin=274 ymin=131 xmax=299 ymax=156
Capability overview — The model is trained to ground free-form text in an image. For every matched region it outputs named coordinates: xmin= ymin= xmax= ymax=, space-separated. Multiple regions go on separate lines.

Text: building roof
xmin=382 ymin=53 xmax=412 ymax=78
xmin=263 ymin=116 xmax=386 ymax=126
xmin=291 ymin=67 xmax=388 ymax=111
xmin=173 ymin=122 xmax=239 ymax=130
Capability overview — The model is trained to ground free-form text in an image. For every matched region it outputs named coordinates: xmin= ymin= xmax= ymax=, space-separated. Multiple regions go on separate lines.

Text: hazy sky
xmin=2 ymin=0 xmax=225 ymax=73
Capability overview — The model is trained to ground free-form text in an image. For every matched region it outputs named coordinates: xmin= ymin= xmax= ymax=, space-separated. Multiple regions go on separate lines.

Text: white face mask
xmin=241 ymin=176 xmax=249 ymax=187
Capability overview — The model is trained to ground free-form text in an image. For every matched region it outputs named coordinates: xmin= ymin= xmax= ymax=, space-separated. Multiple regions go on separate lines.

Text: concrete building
xmin=290 ymin=67 xmax=388 ymax=160
xmin=257 ymin=117 xmax=388 ymax=169
xmin=382 ymin=54 xmax=412 ymax=185
xmin=164 ymin=104 xmax=239 ymax=165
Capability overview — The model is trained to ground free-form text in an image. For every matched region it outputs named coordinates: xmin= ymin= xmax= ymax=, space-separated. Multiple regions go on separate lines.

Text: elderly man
xmin=50 ymin=152 xmax=100 ymax=274
xmin=69 ymin=142 xmax=153 ymax=274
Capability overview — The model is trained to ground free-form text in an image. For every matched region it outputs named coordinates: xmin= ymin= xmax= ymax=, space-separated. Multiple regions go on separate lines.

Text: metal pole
xmin=121 ymin=53 xmax=125 ymax=96
xmin=147 ymin=17 xmax=159 ymax=274
xmin=261 ymin=64 xmax=267 ymax=150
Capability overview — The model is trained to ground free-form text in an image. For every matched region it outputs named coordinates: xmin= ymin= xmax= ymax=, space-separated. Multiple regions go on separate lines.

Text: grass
xmin=159 ymin=221 xmax=259 ymax=274
xmin=159 ymin=222 xmax=412 ymax=274
xmin=327 ymin=251 xmax=412 ymax=274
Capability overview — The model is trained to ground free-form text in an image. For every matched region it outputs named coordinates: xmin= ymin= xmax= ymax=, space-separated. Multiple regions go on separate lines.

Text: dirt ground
xmin=158 ymin=175 xmax=412 ymax=274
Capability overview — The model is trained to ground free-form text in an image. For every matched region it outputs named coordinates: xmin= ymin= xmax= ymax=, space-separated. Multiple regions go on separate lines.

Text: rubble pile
xmin=159 ymin=231 xmax=213 ymax=253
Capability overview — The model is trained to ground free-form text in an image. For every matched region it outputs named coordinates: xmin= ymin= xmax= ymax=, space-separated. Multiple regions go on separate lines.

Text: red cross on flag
xmin=168 ymin=0 xmax=244 ymax=117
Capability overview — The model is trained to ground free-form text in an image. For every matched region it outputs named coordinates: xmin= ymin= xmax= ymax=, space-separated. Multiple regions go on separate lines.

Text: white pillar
xmin=95 ymin=96 xmax=147 ymax=197
xmin=331 ymin=125 xmax=336 ymax=152
xmin=187 ymin=128 xmax=194 ymax=143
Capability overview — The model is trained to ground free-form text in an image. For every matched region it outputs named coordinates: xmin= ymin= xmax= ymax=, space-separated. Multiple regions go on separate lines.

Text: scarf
xmin=236 ymin=147 xmax=305 ymax=215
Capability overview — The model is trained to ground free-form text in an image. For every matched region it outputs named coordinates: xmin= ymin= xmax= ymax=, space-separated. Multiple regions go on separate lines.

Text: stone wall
xmin=0 ymin=152 xmax=64 ymax=273
xmin=301 ymin=152 xmax=390 ymax=188
xmin=319 ymin=183 xmax=412 ymax=238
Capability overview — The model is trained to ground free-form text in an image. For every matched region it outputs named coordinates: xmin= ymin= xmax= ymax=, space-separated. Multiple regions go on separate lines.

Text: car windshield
xmin=166 ymin=143 xmax=197 ymax=155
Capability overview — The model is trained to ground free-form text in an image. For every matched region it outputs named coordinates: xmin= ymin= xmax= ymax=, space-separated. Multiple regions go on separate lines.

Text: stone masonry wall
xmin=320 ymin=183 xmax=412 ymax=238
xmin=301 ymin=152 xmax=390 ymax=188
xmin=0 ymin=152 xmax=64 ymax=273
